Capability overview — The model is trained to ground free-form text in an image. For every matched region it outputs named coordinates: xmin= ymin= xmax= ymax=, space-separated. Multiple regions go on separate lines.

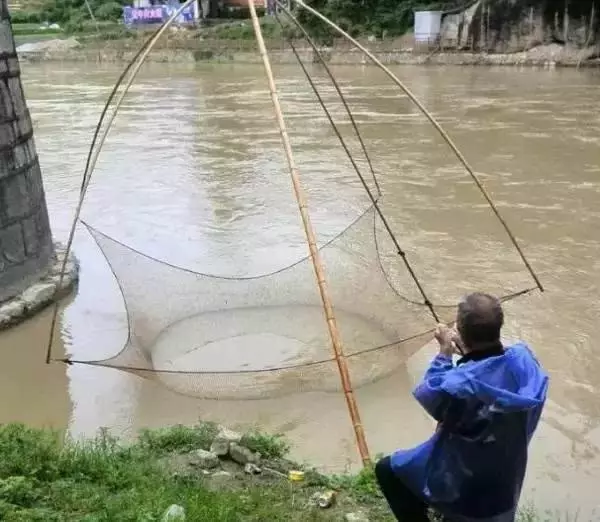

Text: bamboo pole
xmin=84 ymin=0 xmax=100 ymax=34
xmin=291 ymin=0 xmax=544 ymax=294
xmin=247 ymin=0 xmax=371 ymax=466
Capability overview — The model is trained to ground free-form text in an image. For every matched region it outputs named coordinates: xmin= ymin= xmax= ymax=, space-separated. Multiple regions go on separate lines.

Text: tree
xmin=207 ymin=0 xmax=219 ymax=17
xmin=0 ymin=0 xmax=54 ymax=302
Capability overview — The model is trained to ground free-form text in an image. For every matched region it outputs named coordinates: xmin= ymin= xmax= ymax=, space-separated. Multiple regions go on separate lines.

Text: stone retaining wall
xmin=17 ymin=43 xmax=600 ymax=67
xmin=0 ymin=242 xmax=79 ymax=329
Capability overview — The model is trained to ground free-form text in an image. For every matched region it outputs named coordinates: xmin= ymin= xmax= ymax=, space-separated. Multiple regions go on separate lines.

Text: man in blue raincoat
xmin=375 ymin=292 xmax=549 ymax=522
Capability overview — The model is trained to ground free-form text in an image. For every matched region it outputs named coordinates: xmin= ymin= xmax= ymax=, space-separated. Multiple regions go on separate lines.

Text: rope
xmin=44 ymin=0 xmax=198 ymax=364
xmin=275 ymin=3 xmax=439 ymax=322
xmin=272 ymin=14 xmax=379 ymax=197
xmin=290 ymin=0 xmax=544 ymax=295
xmin=273 ymin=11 xmax=380 ymax=197
xmin=55 ymin=284 xmax=534 ymax=372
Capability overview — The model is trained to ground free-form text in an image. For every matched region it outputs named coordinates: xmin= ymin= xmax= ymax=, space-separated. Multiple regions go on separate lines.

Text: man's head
xmin=456 ymin=292 xmax=504 ymax=352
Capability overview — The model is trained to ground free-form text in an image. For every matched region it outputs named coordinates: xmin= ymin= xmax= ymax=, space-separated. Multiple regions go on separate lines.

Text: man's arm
xmin=413 ymin=353 xmax=454 ymax=422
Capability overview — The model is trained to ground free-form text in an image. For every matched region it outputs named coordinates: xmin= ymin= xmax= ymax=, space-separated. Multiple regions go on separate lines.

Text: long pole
xmin=291 ymin=0 xmax=543 ymax=294
xmin=45 ymin=0 xmax=196 ymax=364
xmin=247 ymin=0 xmax=371 ymax=466
xmin=84 ymin=0 xmax=100 ymax=33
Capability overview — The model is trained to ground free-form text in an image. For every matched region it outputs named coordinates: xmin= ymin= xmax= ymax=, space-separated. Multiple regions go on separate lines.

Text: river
xmin=1 ymin=61 xmax=599 ymax=517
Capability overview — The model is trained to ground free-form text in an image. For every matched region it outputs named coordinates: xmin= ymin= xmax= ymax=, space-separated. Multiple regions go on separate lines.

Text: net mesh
xmin=68 ymin=191 xmax=534 ymax=401
xmin=75 ymin=205 xmax=457 ymax=400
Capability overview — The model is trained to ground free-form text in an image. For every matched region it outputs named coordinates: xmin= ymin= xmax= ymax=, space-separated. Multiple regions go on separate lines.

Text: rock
xmin=17 ymin=37 xmax=80 ymax=54
xmin=216 ymin=426 xmax=242 ymax=444
xmin=162 ymin=504 xmax=186 ymax=521
xmin=205 ymin=470 xmax=234 ymax=492
xmin=189 ymin=449 xmax=219 ymax=470
xmin=21 ymin=282 xmax=56 ymax=311
xmin=310 ymin=490 xmax=336 ymax=508
xmin=0 ymin=299 xmax=25 ymax=318
xmin=49 ymin=273 xmax=73 ymax=290
xmin=46 ymin=265 xmax=77 ymax=290
xmin=210 ymin=470 xmax=233 ymax=484
xmin=345 ymin=511 xmax=370 ymax=522
xmin=210 ymin=426 xmax=242 ymax=457
xmin=210 ymin=439 xmax=230 ymax=457
xmin=243 ymin=463 xmax=262 ymax=475
xmin=50 ymin=258 xmax=76 ymax=277
xmin=229 ymin=443 xmax=259 ymax=465
xmin=212 ymin=470 xmax=232 ymax=478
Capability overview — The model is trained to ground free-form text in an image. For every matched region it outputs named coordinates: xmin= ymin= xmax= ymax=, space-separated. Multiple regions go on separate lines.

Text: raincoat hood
xmin=441 ymin=341 xmax=548 ymax=413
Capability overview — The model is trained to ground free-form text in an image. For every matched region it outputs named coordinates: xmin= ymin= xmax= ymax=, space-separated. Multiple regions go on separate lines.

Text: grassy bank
xmin=0 ymin=422 xmax=391 ymax=521
xmin=0 ymin=422 xmax=551 ymax=521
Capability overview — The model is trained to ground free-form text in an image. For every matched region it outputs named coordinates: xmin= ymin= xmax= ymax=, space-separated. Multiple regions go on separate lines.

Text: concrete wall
xmin=0 ymin=0 xmax=53 ymax=303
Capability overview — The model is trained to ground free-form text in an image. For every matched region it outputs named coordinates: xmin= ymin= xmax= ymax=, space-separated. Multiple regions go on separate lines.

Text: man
xmin=375 ymin=292 xmax=549 ymax=522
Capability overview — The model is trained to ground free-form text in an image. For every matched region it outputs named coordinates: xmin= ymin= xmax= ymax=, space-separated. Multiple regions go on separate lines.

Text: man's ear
xmin=453 ymin=331 xmax=466 ymax=355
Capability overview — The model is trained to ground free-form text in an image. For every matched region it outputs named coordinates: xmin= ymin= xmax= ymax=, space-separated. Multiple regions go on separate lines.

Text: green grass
xmin=0 ymin=423 xmax=392 ymax=521
xmin=137 ymin=422 xmax=219 ymax=454
xmin=11 ymin=23 xmax=61 ymax=34
xmin=12 ymin=20 xmax=121 ymax=37
xmin=0 ymin=423 xmax=561 ymax=521
xmin=240 ymin=429 xmax=291 ymax=459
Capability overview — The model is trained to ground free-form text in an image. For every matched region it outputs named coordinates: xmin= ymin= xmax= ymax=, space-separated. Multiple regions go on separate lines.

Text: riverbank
xmin=0 ymin=243 xmax=78 ymax=331
xmin=15 ymin=35 xmax=600 ymax=68
xmin=0 ymin=422 xmax=388 ymax=521
xmin=0 ymin=422 xmax=549 ymax=521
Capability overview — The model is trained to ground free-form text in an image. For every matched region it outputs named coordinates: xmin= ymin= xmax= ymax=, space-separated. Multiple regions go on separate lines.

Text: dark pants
xmin=375 ymin=456 xmax=431 ymax=522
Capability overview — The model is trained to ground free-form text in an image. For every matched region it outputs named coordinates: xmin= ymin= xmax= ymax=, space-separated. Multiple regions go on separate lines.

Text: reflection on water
xmin=0 ymin=62 xmax=599 ymax=516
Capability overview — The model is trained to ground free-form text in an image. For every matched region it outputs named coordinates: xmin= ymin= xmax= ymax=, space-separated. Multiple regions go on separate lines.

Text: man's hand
xmin=434 ymin=323 xmax=459 ymax=357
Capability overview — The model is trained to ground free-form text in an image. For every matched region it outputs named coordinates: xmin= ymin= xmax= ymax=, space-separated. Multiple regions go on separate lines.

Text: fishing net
xmin=47 ymin=1 xmax=540 ymax=406
xmin=74 ymin=205 xmax=455 ymax=400
xmin=67 ymin=184 xmax=534 ymax=401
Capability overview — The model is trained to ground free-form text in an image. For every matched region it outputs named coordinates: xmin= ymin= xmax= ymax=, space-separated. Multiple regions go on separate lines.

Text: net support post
xmin=247 ymin=0 xmax=371 ymax=466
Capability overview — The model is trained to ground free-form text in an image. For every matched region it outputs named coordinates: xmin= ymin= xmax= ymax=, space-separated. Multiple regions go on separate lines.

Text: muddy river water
xmin=1 ymin=61 xmax=599 ymax=517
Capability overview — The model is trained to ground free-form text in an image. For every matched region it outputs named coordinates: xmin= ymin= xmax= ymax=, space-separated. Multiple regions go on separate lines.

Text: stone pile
xmin=161 ymin=425 xmax=372 ymax=521
xmin=185 ymin=426 xmax=265 ymax=477
xmin=163 ymin=425 xmax=270 ymax=485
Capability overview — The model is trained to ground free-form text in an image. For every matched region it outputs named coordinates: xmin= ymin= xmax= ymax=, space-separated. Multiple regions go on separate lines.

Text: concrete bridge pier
xmin=0 ymin=0 xmax=78 ymax=329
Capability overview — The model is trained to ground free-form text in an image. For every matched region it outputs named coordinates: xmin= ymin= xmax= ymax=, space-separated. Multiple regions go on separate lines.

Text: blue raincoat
xmin=391 ymin=341 xmax=549 ymax=521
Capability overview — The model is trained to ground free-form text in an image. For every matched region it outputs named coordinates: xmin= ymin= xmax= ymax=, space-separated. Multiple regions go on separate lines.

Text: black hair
xmin=457 ymin=292 xmax=504 ymax=349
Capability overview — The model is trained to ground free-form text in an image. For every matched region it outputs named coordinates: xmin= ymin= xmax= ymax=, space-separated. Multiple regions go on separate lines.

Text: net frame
xmin=42 ymin=0 xmax=544 ymax=468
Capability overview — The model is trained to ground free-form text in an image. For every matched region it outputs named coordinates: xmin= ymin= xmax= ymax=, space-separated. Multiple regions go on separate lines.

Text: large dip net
xmin=44 ymin=0 xmax=543 ymax=463
xmin=78 ymin=208 xmax=436 ymax=400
